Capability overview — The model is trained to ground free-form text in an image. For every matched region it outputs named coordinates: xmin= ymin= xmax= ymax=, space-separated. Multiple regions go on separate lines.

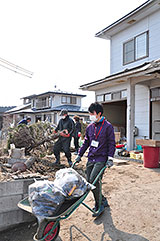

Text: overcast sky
xmin=0 ymin=0 xmax=146 ymax=107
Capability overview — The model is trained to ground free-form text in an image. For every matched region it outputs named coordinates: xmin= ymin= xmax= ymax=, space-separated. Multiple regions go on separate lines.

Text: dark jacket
xmin=79 ymin=117 xmax=115 ymax=162
xmin=55 ymin=115 xmax=75 ymax=137
xmin=18 ymin=119 xmax=28 ymax=125
xmin=74 ymin=121 xmax=81 ymax=138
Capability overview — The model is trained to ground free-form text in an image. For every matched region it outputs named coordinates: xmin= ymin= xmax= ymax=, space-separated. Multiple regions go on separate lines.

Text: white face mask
xmin=89 ymin=115 xmax=97 ymax=122
xmin=62 ymin=116 xmax=66 ymax=119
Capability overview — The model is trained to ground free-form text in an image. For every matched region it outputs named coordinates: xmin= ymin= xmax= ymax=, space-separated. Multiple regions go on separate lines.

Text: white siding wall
xmin=110 ymin=9 xmax=160 ymax=74
xmin=95 ymin=83 xmax=127 ymax=96
xmin=135 ymin=85 xmax=150 ymax=140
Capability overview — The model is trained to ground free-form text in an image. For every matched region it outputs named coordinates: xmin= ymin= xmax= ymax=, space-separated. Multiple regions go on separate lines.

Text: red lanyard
xmin=94 ymin=119 xmax=105 ymax=140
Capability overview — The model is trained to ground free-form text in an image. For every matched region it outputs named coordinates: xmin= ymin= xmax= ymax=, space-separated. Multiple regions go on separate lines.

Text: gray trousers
xmin=53 ymin=137 xmax=72 ymax=162
xmin=86 ymin=161 xmax=106 ymax=206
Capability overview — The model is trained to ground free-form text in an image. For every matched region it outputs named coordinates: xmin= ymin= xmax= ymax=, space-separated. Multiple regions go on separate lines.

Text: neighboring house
xmin=0 ymin=106 xmax=15 ymax=130
xmin=80 ymin=0 xmax=160 ymax=150
xmin=4 ymin=91 xmax=89 ymax=127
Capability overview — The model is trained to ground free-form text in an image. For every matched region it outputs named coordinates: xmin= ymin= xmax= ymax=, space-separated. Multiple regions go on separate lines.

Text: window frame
xmin=61 ymin=95 xmax=77 ymax=104
xmin=61 ymin=96 xmax=67 ymax=104
xmin=96 ymin=95 xmax=104 ymax=102
xmin=123 ymin=31 xmax=149 ymax=65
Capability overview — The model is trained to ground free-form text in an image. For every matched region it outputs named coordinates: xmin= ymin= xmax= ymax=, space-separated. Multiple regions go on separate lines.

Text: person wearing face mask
xmin=53 ymin=109 xmax=75 ymax=167
xmin=75 ymin=102 xmax=115 ymax=217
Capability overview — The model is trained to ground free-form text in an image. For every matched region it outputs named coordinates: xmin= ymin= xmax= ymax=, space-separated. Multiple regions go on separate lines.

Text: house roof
xmin=31 ymin=105 xmax=88 ymax=114
xmin=0 ymin=106 xmax=16 ymax=113
xmin=80 ymin=59 xmax=160 ymax=91
xmin=5 ymin=105 xmax=88 ymax=115
xmin=95 ymin=0 xmax=160 ymax=39
xmin=5 ymin=103 xmax=31 ymax=114
xmin=21 ymin=91 xmax=86 ymax=99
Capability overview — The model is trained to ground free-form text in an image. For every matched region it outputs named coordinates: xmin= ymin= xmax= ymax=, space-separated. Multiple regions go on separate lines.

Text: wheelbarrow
xmin=18 ymin=161 xmax=108 ymax=241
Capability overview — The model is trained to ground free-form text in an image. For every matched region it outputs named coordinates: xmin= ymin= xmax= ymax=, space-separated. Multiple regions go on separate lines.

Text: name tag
xmin=91 ymin=140 xmax=99 ymax=147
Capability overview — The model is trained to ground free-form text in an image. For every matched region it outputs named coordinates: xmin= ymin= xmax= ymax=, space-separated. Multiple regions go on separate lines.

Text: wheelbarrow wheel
xmin=36 ymin=220 xmax=60 ymax=241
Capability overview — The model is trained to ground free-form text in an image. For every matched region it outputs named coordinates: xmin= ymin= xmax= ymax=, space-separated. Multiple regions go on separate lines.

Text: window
xmin=121 ymin=90 xmax=127 ymax=98
xmin=61 ymin=96 xmax=77 ymax=104
xmin=96 ymin=95 xmax=103 ymax=102
xmin=61 ymin=96 xmax=67 ymax=103
xmin=123 ymin=31 xmax=149 ymax=65
xmin=151 ymin=88 xmax=160 ymax=101
xmin=105 ymin=93 xmax=112 ymax=101
xmin=112 ymin=91 xmax=121 ymax=100
xmin=124 ymin=39 xmax=134 ymax=64
xmin=70 ymin=97 xmax=76 ymax=104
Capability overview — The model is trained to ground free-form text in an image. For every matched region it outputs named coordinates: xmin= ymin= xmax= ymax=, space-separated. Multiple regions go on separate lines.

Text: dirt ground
xmin=0 ymin=156 xmax=160 ymax=241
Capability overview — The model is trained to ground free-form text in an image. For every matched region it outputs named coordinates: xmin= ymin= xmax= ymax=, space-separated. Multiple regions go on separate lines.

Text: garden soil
xmin=0 ymin=156 xmax=160 ymax=241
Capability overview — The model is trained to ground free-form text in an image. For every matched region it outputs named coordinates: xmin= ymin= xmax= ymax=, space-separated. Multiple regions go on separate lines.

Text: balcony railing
xmin=35 ymin=101 xmax=50 ymax=109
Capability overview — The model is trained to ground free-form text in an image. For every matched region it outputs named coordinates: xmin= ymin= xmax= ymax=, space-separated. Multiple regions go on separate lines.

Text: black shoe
xmin=102 ymin=197 xmax=109 ymax=207
xmin=92 ymin=205 xmax=105 ymax=217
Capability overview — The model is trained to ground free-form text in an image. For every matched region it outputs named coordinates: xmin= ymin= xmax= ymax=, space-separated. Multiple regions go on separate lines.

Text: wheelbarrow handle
xmin=71 ymin=160 xmax=109 ymax=180
xmin=71 ymin=159 xmax=80 ymax=169
xmin=92 ymin=165 xmax=108 ymax=185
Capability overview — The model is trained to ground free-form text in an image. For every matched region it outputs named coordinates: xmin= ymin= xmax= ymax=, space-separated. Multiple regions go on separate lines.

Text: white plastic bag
xmin=54 ymin=168 xmax=95 ymax=198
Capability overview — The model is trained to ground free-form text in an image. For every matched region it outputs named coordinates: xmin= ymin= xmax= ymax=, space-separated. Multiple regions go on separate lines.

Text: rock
xmin=11 ymin=162 xmax=27 ymax=172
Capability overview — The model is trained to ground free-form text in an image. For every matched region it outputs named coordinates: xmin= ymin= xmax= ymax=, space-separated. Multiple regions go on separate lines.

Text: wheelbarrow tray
xmin=18 ymin=190 xmax=90 ymax=220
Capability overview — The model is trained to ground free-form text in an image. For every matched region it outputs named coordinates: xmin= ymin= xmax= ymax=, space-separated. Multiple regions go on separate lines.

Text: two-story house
xmin=5 ymin=91 xmax=89 ymax=127
xmin=80 ymin=0 xmax=160 ymax=150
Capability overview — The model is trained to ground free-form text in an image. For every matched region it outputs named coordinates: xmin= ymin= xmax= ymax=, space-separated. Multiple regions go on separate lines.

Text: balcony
xmin=35 ymin=100 xmax=51 ymax=109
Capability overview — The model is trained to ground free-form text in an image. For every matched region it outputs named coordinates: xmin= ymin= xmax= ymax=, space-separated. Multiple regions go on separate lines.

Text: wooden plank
xmin=136 ymin=139 xmax=160 ymax=147
xmin=113 ymin=159 xmax=129 ymax=165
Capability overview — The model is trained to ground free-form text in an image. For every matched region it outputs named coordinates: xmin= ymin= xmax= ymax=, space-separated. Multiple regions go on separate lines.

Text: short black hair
xmin=88 ymin=102 xmax=103 ymax=116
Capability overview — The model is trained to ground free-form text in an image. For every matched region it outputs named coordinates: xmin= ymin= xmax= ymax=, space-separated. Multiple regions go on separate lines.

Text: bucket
xmin=143 ymin=146 xmax=160 ymax=168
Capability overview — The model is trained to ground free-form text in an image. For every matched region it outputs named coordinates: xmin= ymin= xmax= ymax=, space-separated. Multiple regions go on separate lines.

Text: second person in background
xmin=53 ymin=109 xmax=75 ymax=167
xmin=73 ymin=115 xmax=81 ymax=155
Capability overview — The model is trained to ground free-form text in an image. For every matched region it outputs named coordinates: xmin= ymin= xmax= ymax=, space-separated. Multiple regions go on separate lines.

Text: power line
xmin=0 ymin=63 xmax=33 ymax=78
xmin=0 ymin=57 xmax=33 ymax=78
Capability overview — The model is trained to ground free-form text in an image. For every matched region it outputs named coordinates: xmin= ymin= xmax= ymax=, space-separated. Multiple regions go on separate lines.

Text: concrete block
xmin=0 ymin=210 xmax=23 ymax=231
xmin=0 ymin=180 xmax=24 ymax=197
xmin=0 ymin=210 xmax=35 ymax=231
xmin=8 ymin=158 xmax=27 ymax=165
xmin=0 ymin=194 xmax=23 ymax=212
xmin=8 ymin=148 xmax=25 ymax=159
xmin=0 ymin=177 xmax=48 ymax=231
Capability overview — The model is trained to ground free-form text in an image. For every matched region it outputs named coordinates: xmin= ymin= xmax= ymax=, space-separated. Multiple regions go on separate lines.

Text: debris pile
xmin=0 ymin=155 xmax=86 ymax=182
xmin=7 ymin=122 xmax=60 ymax=155
xmin=0 ymin=121 xmax=86 ymax=182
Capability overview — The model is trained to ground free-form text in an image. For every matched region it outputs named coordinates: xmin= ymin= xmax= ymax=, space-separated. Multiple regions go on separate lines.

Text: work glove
xmin=106 ymin=158 xmax=113 ymax=168
xmin=60 ymin=131 xmax=70 ymax=138
xmin=75 ymin=155 xmax=81 ymax=163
